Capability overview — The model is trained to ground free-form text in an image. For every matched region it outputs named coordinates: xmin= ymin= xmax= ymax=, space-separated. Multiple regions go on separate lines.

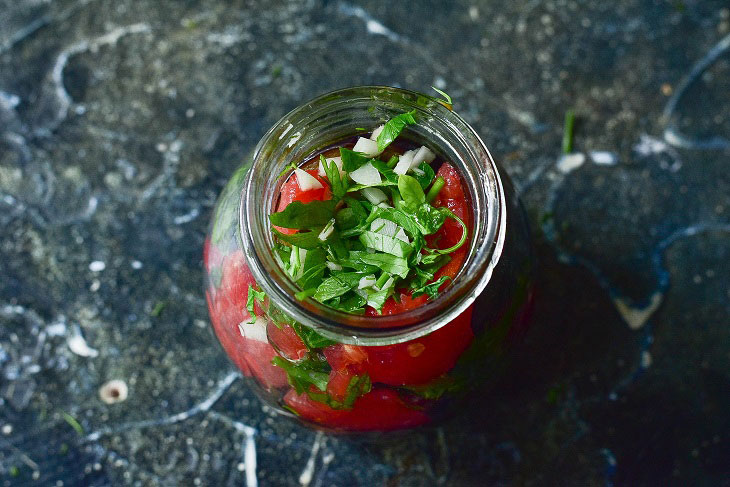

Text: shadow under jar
xmin=204 ymin=86 xmax=535 ymax=433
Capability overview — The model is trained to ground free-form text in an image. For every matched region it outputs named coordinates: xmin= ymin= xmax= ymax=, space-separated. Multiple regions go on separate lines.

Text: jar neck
xmin=240 ymin=86 xmax=505 ymax=346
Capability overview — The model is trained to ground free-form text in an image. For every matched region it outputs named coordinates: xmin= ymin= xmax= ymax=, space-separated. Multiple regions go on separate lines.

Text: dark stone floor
xmin=1 ymin=0 xmax=728 ymax=485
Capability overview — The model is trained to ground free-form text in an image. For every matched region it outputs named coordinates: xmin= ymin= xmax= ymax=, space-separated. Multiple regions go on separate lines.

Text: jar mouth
xmin=240 ymin=86 xmax=505 ymax=346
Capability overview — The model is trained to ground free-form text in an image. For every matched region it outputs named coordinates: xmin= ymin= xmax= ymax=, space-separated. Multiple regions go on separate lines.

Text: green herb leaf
xmin=359 ymin=230 xmax=413 ymax=258
xmin=291 ymin=322 xmax=336 ymax=349
xmin=272 ymin=356 xmax=330 ymax=393
xmin=314 ymin=276 xmax=352 ymax=302
xmin=431 ymin=86 xmax=453 ymax=105
xmin=376 ymin=110 xmax=417 ymax=152
xmin=246 ymin=285 xmax=267 ymax=323
xmin=346 ymin=251 xmax=410 ymax=279
xmin=398 ymin=174 xmax=426 ymax=210
xmin=272 ymin=227 xmax=326 ymax=249
xmin=340 ymin=148 xmax=372 ymax=172
xmin=296 ymin=248 xmax=327 ymax=289
xmin=413 ymin=162 xmax=436 ymax=189
xmin=269 ymin=200 xmax=336 ymax=229
xmin=321 ymin=155 xmax=347 ymax=200
xmin=412 ymin=276 xmax=451 ymax=300
xmin=404 ymin=375 xmax=462 ymax=399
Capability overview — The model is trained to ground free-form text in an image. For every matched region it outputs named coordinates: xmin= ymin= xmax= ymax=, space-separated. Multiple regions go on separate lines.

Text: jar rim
xmin=240 ymin=86 xmax=506 ymax=346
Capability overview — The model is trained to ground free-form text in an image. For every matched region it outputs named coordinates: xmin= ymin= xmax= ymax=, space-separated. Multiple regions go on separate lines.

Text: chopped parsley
xmin=268 ymin=111 xmax=469 ymax=315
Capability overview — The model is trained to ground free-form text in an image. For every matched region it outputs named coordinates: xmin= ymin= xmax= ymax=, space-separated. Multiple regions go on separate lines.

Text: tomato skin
xmin=267 ymin=322 xmax=308 ymax=361
xmin=284 ymin=387 xmax=430 ymax=431
xmin=364 ymin=305 xmax=474 ymax=385
xmin=323 ymin=344 xmax=368 ymax=372
xmin=326 ymin=368 xmax=355 ymax=402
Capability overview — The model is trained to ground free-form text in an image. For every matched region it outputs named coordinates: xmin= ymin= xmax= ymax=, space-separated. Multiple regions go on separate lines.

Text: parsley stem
xmin=295 ymin=287 xmax=317 ymax=300
xmin=562 ymin=109 xmax=575 ymax=154
xmin=375 ymin=272 xmax=390 ymax=289
xmin=386 ymin=155 xmax=399 ymax=169
xmin=432 ymin=211 xmax=468 ymax=254
xmin=426 ymin=176 xmax=445 ymax=203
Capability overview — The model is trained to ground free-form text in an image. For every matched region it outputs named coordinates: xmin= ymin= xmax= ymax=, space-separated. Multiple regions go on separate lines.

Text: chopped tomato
xmin=275 ymin=169 xmax=332 ymax=235
xmin=207 ymin=250 xmax=287 ymax=389
xmin=284 ymin=387 xmax=429 ymax=431
xmin=326 ymin=368 xmax=355 ymax=403
xmin=267 ymin=322 xmax=308 ymax=361
xmin=363 ymin=305 xmax=474 ymax=385
xmin=323 ymin=344 xmax=368 ymax=372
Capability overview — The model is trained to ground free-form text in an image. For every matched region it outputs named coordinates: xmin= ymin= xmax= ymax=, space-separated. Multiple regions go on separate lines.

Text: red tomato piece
xmin=323 ymin=344 xmax=368 ymax=372
xmin=284 ymin=387 xmax=430 ymax=431
xmin=363 ymin=305 xmax=474 ymax=386
xmin=275 ymin=169 xmax=332 ymax=235
xmin=267 ymin=322 xmax=308 ymax=361
xmin=326 ymin=368 xmax=355 ymax=403
xmin=207 ymin=250 xmax=287 ymax=389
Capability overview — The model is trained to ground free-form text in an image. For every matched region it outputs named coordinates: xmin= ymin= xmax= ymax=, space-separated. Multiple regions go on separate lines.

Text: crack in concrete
xmin=662 ymin=32 xmax=730 ymax=150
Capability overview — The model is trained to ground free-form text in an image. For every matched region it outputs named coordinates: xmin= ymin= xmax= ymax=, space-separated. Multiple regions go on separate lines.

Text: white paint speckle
xmin=131 ymin=260 xmax=143 ymax=269
xmin=89 ymin=261 xmax=106 ymax=272
xmin=67 ymin=326 xmax=99 ymax=358
xmin=2 ymin=424 xmax=12 ymax=435
xmin=589 ymin=151 xmax=618 ymax=166
xmin=556 ymin=153 xmax=585 ymax=174
xmin=641 ymin=351 xmax=653 ymax=369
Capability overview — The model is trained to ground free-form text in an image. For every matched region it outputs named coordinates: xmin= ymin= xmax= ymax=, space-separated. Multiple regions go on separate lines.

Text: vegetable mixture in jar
xmin=204 ymin=87 xmax=535 ymax=433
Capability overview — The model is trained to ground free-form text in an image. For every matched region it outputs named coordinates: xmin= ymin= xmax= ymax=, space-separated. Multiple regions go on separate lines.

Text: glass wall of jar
xmin=204 ymin=87 xmax=535 ymax=433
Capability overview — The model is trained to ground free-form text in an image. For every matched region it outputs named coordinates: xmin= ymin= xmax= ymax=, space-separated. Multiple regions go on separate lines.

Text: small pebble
xmin=99 ymin=379 xmax=129 ymax=404
xmin=89 ymin=261 xmax=106 ymax=272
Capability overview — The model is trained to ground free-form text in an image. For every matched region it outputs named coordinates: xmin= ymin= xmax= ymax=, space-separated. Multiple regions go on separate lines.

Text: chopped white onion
xmin=410 ymin=146 xmax=435 ymax=169
xmin=294 ymin=168 xmax=323 ymax=191
xmin=352 ymin=137 xmax=381 ymax=157
xmin=350 ymin=162 xmax=382 ymax=185
xmin=370 ymin=125 xmax=385 ymax=141
xmin=358 ymin=275 xmax=377 ymax=289
xmin=318 ymin=219 xmax=335 ymax=241
xmin=238 ymin=316 xmax=268 ymax=342
xmin=326 ymin=261 xmax=342 ymax=271
xmin=393 ymin=149 xmax=416 ymax=175
xmin=361 ymin=187 xmax=388 ymax=204
xmin=318 ymin=156 xmax=344 ymax=177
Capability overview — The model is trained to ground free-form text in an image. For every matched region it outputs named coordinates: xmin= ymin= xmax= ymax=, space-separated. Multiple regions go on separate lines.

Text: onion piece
xmin=352 ymin=137 xmax=381 ymax=157
xmin=410 ymin=146 xmax=435 ymax=170
xmin=358 ymin=275 xmax=377 ymax=289
xmin=349 ymin=162 xmax=381 ymax=186
xmin=318 ymin=219 xmax=335 ymax=241
xmin=238 ymin=316 xmax=269 ymax=342
xmin=393 ymin=149 xmax=416 ymax=175
xmin=370 ymin=125 xmax=385 ymax=141
xmin=361 ymin=187 xmax=388 ymax=204
xmin=326 ymin=261 xmax=342 ymax=271
xmin=294 ymin=168 xmax=323 ymax=191
xmin=318 ymin=156 xmax=344 ymax=177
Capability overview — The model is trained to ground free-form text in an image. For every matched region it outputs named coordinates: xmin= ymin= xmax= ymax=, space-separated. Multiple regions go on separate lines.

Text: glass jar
xmin=204 ymin=86 xmax=535 ymax=433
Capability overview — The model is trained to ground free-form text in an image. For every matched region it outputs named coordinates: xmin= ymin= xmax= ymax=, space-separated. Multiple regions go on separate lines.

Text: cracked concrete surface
xmin=1 ymin=0 xmax=729 ymax=485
